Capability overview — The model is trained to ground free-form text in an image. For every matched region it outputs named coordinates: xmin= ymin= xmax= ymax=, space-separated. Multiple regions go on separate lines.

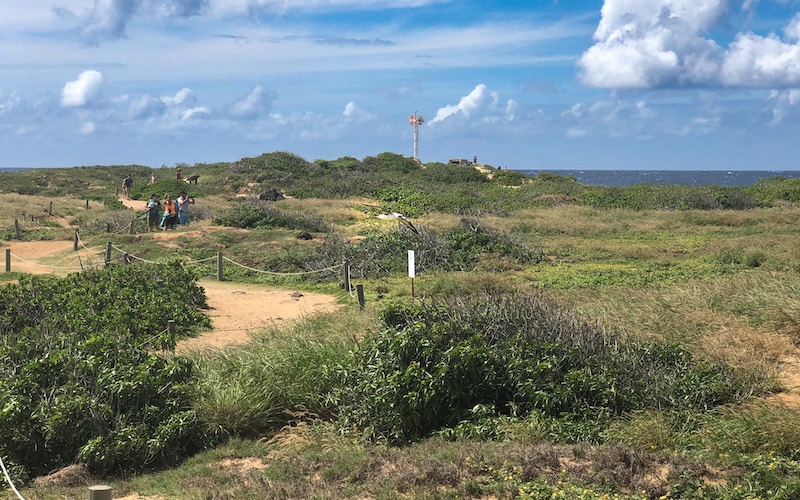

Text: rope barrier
xmin=185 ymin=256 xmax=218 ymax=264
xmin=136 ymin=327 xmax=171 ymax=350
xmin=9 ymin=253 xmax=94 ymax=270
xmin=75 ymin=234 xmax=105 ymax=254
xmin=221 ymin=256 xmax=343 ymax=276
xmin=0 ymin=454 xmax=25 ymax=500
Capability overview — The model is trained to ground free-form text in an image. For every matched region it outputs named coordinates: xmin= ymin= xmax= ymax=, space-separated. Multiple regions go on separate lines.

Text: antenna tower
xmin=408 ymin=112 xmax=424 ymax=161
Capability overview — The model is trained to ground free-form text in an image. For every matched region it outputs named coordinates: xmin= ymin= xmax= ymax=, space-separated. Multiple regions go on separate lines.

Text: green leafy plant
xmin=0 ymin=263 xmax=211 ymax=478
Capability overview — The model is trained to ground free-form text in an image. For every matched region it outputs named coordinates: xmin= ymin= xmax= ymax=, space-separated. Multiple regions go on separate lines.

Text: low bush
xmin=0 ymin=263 xmax=211 ymax=478
xmin=212 ymin=200 xmax=329 ymax=232
xmin=335 ymin=289 xmax=756 ymax=444
xmin=309 ymin=220 xmax=540 ymax=279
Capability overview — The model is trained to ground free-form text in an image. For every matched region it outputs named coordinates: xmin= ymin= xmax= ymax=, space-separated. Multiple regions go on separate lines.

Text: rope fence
xmin=0 ymin=453 xmax=25 ymax=500
xmin=4 ymin=232 xmax=363 ymax=309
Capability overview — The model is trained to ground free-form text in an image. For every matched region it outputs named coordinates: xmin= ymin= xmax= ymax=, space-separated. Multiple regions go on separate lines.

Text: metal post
xmin=217 ymin=251 xmax=224 ymax=281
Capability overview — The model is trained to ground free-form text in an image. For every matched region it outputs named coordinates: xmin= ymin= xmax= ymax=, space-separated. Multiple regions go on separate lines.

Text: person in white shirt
xmin=176 ymin=190 xmax=195 ymax=226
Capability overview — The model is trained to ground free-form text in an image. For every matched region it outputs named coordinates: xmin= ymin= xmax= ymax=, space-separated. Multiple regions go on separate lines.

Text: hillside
xmin=2 ymin=152 xmax=800 ymax=499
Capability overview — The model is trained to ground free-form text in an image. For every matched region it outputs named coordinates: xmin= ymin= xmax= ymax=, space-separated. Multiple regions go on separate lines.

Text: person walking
xmin=176 ymin=190 xmax=194 ymax=226
xmin=122 ymin=175 xmax=133 ymax=200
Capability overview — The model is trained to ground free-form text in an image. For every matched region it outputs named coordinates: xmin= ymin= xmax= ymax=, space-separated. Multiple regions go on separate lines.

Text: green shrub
xmin=212 ymin=200 xmax=330 ymax=232
xmin=310 ymin=221 xmax=540 ymax=279
xmin=0 ymin=264 xmax=211 ymax=478
xmin=335 ymin=290 xmax=754 ymax=444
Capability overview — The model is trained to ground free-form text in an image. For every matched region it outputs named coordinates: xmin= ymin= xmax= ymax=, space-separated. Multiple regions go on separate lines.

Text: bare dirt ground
xmin=3 ymin=236 xmax=339 ymax=352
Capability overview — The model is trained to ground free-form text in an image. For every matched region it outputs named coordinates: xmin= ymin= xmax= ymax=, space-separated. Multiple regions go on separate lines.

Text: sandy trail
xmin=2 ymin=238 xmax=339 ymax=351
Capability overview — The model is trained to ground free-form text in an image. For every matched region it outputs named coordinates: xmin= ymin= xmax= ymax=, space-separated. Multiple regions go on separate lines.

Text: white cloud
xmin=228 ymin=85 xmax=275 ymax=120
xmin=80 ymin=121 xmax=97 ymax=134
xmin=130 ymin=94 xmax=166 ymax=119
xmin=0 ymin=92 xmax=21 ymax=116
xmin=60 ymin=70 xmax=104 ymax=107
xmin=431 ymin=84 xmax=498 ymax=123
xmin=768 ymin=88 xmax=800 ymax=124
xmin=181 ymin=106 xmax=211 ymax=121
xmin=162 ymin=88 xmax=197 ymax=107
xmin=342 ymin=101 xmax=374 ymax=121
xmin=579 ymin=0 xmax=800 ymax=89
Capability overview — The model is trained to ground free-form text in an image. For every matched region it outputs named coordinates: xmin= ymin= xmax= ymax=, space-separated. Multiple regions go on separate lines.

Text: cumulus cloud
xmin=342 ymin=101 xmax=373 ymax=121
xmin=228 ymin=85 xmax=275 ymax=120
xmin=129 ymin=94 xmax=166 ymax=119
xmin=579 ymin=0 xmax=800 ymax=89
xmin=61 ymin=70 xmax=104 ymax=107
xmin=431 ymin=84 xmax=499 ymax=123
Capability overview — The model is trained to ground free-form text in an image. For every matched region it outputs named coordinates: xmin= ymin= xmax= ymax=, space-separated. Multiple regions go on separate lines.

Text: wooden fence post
xmin=88 ymin=484 xmax=112 ymax=500
xmin=356 ymin=284 xmax=365 ymax=310
xmin=5 ymin=249 xmax=10 ymax=273
xmin=217 ymin=251 xmax=224 ymax=281
xmin=48 ymin=201 xmax=53 ymax=216
xmin=105 ymin=241 xmax=112 ymax=266
xmin=74 ymin=230 xmax=79 ymax=251
xmin=86 ymin=200 xmax=90 ymax=209
xmin=14 ymin=219 xmax=20 ymax=240
xmin=168 ymin=319 xmax=176 ymax=352
xmin=343 ymin=260 xmax=351 ymax=292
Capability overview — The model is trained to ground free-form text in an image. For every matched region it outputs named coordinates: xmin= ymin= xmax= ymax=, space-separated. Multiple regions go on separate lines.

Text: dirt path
xmin=2 ymin=239 xmax=340 ymax=351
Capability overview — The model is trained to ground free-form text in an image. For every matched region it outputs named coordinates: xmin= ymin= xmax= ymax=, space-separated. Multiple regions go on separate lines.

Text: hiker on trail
xmin=160 ymin=193 xmax=177 ymax=230
xmin=149 ymin=173 xmax=156 ymax=185
xmin=122 ymin=175 xmax=133 ymax=200
xmin=176 ymin=190 xmax=195 ymax=226
xmin=145 ymin=193 xmax=161 ymax=232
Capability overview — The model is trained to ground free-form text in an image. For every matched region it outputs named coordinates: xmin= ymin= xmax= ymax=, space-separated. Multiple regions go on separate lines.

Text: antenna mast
xmin=409 ymin=112 xmax=425 ymax=161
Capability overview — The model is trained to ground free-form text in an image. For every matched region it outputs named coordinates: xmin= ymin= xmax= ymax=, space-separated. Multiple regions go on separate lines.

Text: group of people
xmin=145 ymin=190 xmax=195 ymax=231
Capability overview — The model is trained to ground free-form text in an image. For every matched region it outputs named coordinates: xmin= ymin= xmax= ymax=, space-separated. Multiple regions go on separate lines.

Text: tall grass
xmin=191 ymin=308 xmax=372 ymax=440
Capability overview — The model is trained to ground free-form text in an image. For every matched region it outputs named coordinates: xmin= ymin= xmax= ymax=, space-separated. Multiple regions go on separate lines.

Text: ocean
xmin=519 ymin=170 xmax=800 ymax=187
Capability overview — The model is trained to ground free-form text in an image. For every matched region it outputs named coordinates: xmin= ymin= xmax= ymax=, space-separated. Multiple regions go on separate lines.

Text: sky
xmin=2 ymin=1 xmax=800 ymax=170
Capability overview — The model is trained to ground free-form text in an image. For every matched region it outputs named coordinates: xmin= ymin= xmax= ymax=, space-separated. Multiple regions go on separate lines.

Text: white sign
xmin=408 ymin=250 xmax=415 ymax=278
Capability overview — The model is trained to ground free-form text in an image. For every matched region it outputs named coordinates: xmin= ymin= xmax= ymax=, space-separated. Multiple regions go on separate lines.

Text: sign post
xmin=408 ymin=250 xmax=415 ymax=300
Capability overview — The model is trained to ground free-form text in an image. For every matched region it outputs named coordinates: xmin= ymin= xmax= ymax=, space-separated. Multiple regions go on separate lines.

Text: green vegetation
xmin=2 ymin=152 xmax=800 ymax=498
xmin=0 ymin=264 xmax=210 ymax=478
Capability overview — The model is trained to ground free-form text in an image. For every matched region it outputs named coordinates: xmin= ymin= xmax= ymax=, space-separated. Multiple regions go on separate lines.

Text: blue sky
xmin=2 ymin=0 xmax=800 ymax=170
